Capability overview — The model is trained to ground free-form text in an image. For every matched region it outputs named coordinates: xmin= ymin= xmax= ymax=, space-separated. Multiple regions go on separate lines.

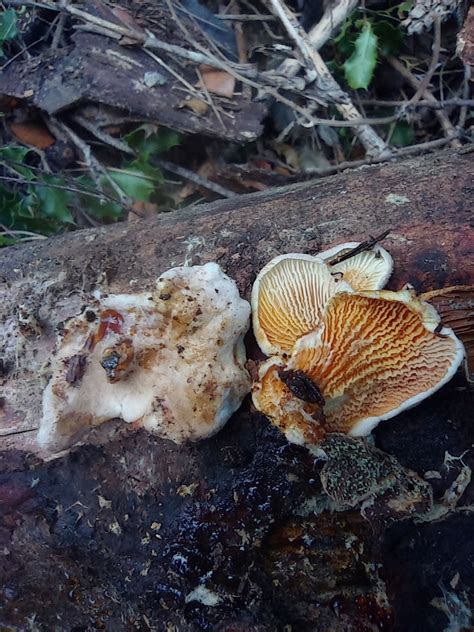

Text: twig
xmin=306 ymin=0 xmax=359 ymax=51
xmin=327 ymin=230 xmax=390 ymax=266
xmin=51 ymin=1 xmax=68 ymax=50
xmin=0 ymin=174 xmax=121 ymax=201
xmin=195 ymin=67 xmax=226 ymax=132
xmin=388 ymin=56 xmax=462 ymax=149
xmin=357 ymin=98 xmax=474 ymax=108
xmin=54 ymin=118 xmax=133 ymax=207
xmin=0 ymin=426 xmax=40 ymax=437
xmin=275 ymin=0 xmax=358 ymax=79
xmin=302 ymin=133 xmax=462 ymax=176
xmin=265 ymin=0 xmax=391 ymax=158
xmin=406 ymin=18 xmax=441 ymax=108
xmin=216 ymin=13 xmax=279 ymax=21
xmin=143 ymin=48 xmax=200 ymax=96
xmin=154 ymin=159 xmax=236 ymax=198
xmin=71 ymin=115 xmax=136 ymax=155
xmin=0 ymin=226 xmax=47 ymax=241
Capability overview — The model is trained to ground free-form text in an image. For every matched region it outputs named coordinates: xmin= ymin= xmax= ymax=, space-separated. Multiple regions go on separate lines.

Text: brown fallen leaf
xmin=10 ymin=121 xmax=55 ymax=149
xmin=128 ymin=201 xmax=159 ymax=222
xmin=179 ymin=97 xmax=209 ymax=116
xmin=198 ymin=65 xmax=236 ymax=98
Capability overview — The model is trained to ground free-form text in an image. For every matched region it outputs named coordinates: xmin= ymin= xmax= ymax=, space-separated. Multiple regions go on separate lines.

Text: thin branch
xmin=357 ymin=98 xmax=474 ymax=108
xmin=327 ymin=230 xmax=390 ymax=266
xmin=407 ymin=17 xmax=441 ymax=108
xmin=388 ymin=56 xmax=462 ymax=149
xmin=0 ymin=426 xmax=39 ymax=437
xmin=299 ymin=133 xmax=462 ymax=177
xmin=0 ymin=174 xmax=120 ymax=201
xmin=265 ymin=0 xmax=391 ymax=157
xmin=154 ymin=159 xmax=236 ymax=198
xmin=307 ymin=0 xmax=359 ymax=51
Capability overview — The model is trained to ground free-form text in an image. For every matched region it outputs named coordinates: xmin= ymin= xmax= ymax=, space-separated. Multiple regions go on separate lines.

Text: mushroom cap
xmin=39 ymin=263 xmax=251 ymax=452
xmin=317 ymin=242 xmax=394 ymax=291
xmin=290 ymin=289 xmax=464 ymax=438
xmin=251 ymin=253 xmax=352 ymax=356
xmin=251 ymin=359 xmax=326 ymax=446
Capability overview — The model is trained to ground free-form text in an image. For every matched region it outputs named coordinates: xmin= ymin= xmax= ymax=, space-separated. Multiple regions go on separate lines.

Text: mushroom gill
xmin=290 ymin=289 xmax=464 ymax=438
xmin=251 ymin=254 xmax=352 ymax=357
xmin=38 ymin=262 xmax=251 ymax=453
xmin=251 ymin=245 xmax=465 ymax=447
xmin=317 ymin=242 xmax=394 ymax=291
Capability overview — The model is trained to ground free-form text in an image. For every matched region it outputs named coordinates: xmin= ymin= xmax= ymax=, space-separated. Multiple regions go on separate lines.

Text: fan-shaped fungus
xmin=317 ymin=242 xmax=394 ymax=291
xmin=38 ymin=263 xmax=251 ymax=452
xmin=251 ymin=254 xmax=352 ymax=357
xmin=251 ymin=247 xmax=464 ymax=446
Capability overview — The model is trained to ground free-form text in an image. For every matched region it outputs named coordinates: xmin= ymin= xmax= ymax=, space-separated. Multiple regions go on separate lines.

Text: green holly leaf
xmin=0 ymin=9 xmax=18 ymax=42
xmin=108 ymin=168 xmax=155 ymax=202
xmin=36 ymin=175 xmax=74 ymax=223
xmin=125 ymin=127 xmax=180 ymax=160
xmin=0 ymin=145 xmax=35 ymax=179
xmin=343 ymin=22 xmax=378 ymax=90
xmin=390 ymin=122 xmax=415 ymax=147
xmin=373 ymin=21 xmax=403 ymax=56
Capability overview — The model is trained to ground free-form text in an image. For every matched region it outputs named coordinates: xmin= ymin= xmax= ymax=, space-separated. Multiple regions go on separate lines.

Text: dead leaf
xmin=10 ymin=122 xmax=55 ymax=149
xmin=198 ymin=65 xmax=235 ymax=98
xmin=0 ymin=96 xmax=19 ymax=113
xmin=128 ymin=201 xmax=159 ymax=222
xmin=179 ymin=97 xmax=209 ymax=116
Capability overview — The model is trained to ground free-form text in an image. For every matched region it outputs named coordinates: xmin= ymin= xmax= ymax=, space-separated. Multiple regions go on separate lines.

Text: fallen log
xmin=0 ymin=147 xmax=473 ymax=631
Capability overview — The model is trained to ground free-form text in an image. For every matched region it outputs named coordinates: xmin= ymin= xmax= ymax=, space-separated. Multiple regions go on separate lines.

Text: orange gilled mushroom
xmin=252 ymin=287 xmax=464 ymax=445
xmin=317 ymin=242 xmax=394 ymax=291
xmin=252 ymin=359 xmax=326 ymax=446
xmin=251 ymin=254 xmax=353 ymax=357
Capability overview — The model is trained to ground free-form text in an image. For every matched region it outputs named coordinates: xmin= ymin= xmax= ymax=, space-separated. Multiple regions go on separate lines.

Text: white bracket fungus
xmin=38 ymin=263 xmax=251 ymax=452
xmin=251 ymin=244 xmax=465 ymax=446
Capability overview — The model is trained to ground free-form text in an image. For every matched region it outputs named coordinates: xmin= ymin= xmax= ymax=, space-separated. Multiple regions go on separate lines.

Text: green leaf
xmin=397 ymin=0 xmax=413 ymax=18
xmin=0 ymin=235 xmax=18 ymax=247
xmin=36 ymin=175 xmax=74 ymax=223
xmin=125 ymin=126 xmax=180 ymax=160
xmin=108 ymin=169 xmax=155 ymax=202
xmin=373 ymin=21 xmax=403 ymax=56
xmin=0 ymin=9 xmax=18 ymax=42
xmin=390 ymin=122 xmax=414 ymax=147
xmin=343 ymin=22 xmax=378 ymax=90
xmin=0 ymin=145 xmax=35 ymax=179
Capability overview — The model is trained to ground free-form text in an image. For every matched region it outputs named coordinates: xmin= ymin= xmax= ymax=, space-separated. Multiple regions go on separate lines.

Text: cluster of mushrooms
xmin=251 ymin=243 xmax=464 ymax=447
xmin=38 ymin=241 xmax=464 ymax=453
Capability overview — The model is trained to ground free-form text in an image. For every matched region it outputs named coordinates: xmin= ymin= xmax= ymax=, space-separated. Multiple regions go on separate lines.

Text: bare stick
xmin=266 ymin=0 xmax=391 ymax=158
xmin=306 ymin=0 xmax=358 ymax=51
xmin=275 ymin=0 xmax=358 ymax=79
xmin=407 ymin=18 xmax=441 ymax=108
xmin=388 ymin=56 xmax=462 ymax=149
xmin=154 ymin=159 xmax=236 ymax=198
xmin=327 ymin=230 xmax=390 ymax=266
xmin=53 ymin=118 xmax=134 ymax=209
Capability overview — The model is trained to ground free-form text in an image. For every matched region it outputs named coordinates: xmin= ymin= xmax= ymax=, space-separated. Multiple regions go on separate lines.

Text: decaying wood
xmin=0 ymin=148 xmax=473 ymax=632
xmin=0 ymin=2 xmax=265 ymax=143
xmin=1 ymin=146 xmax=473 ymax=449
